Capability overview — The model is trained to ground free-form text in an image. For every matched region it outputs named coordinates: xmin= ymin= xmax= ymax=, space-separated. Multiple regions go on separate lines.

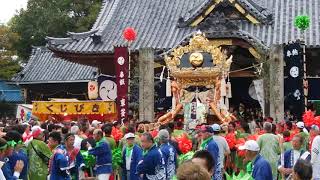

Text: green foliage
xmin=112 ymin=147 xmax=122 ymax=170
xmin=294 ymin=15 xmax=310 ymax=31
xmin=0 ymin=25 xmax=21 ymax=80
xmin=9 ymin=0 xmax=102 ymax=60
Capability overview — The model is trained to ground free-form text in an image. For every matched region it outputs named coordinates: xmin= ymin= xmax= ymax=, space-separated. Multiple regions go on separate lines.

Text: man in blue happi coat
xmin=88 ymin=129 xmax=112 ymax=180
xmin=122 ymin=132 xmax=143 ymax=180
xmin=5 ymin=130 xmax=28 ymax=180
xmin=158 ymin=129 xmax=177 ymax=180
xmin=137 ymin=132 xmax=166 ymax=180
xmin=239 ymin=140 xmax=273 ymax=180
xmin=278 ymin=134 xmax=311 ymax=179
xmin=199 ymin=125 xmax=221 ymax=180
xmin=0 ymin=137 xmax=24 ymax=180
xmin=50 ymin=133 xmax=85 ymax=180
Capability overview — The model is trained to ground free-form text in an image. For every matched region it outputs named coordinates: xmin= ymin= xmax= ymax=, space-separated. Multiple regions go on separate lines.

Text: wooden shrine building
xmin=21 ymin=0 xmax=320 ymax=121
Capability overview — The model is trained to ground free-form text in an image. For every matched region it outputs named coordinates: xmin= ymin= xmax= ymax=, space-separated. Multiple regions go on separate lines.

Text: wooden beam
xmin=229 ymin=70 xmax=256 ymax=77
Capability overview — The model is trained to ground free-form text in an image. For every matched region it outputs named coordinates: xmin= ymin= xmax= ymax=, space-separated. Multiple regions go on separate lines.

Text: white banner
xmin=253 ymin=79 xmax=265 ymax=117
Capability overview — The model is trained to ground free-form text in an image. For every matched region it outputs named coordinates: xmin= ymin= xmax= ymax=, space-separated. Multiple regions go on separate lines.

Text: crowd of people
xmin=0 ymin=107 xmax=318 ymax=180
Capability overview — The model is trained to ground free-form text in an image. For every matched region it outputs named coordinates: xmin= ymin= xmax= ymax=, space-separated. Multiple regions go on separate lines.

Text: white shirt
xmin=311 ymin=135 xmax=320 ymax=178
xmin=73 ymin=135 xmax=82 ymax=149
xmin=126 ymin=149 xmax=133 ymax=170
xmin=212 ymin=135 xmax=230 ymax=168
xmin=293 ymin=150 xmax=300 ymax=166
xmin=0 ymin=161 xmax=6 ymax=180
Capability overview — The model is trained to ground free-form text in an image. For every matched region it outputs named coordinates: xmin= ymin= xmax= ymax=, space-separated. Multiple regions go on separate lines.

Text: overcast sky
xmin=0 ymin=0 xmax=28 ymax=24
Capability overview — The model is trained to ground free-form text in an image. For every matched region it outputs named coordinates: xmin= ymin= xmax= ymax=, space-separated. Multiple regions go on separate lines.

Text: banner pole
xmin=301 ymin=38 xmax=308 ymax=111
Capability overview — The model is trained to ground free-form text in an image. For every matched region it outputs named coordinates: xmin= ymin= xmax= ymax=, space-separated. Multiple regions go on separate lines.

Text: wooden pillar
xmin=139 ymin=48 xmax=155 ymax=122
xmin=268 ymin=45 xmax=284 ymax=122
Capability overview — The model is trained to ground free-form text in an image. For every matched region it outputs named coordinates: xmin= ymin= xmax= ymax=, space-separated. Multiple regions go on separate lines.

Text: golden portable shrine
xmin=154 ymin=32 xmax=236 ymax=129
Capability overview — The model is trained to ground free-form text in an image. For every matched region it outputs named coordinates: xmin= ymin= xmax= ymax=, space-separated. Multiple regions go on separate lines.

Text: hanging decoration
xmin=294 ymin=15 xmax=310 ymax=31
xmin=112 ymin=147 xmax=123 ymax=170
xmin=225 ymin=171 xmax=254 ymax=180
xmin=88 ymin=80 xmax=99 ymax=100
xmin=178 ymin=151 xmax=195 ymax=165
xmin=123 ymin=27 xmax=137 ymax=42
xmin=111 ymin=127 xmax=123 ymax=142
xmin=226 ymin=77 xmax=232 ymax=98
xmin=166 ymin=69 xmax=171 ymax=97
xmin=224 ymin=133 xmax=236 ymax=149
xmin=302 ymin=110 xmax=320 ymax=127
xmin=303 ymin=110 xmax=315 ymax=127
xmin=176 ymin=134 xmax=192 ymax=154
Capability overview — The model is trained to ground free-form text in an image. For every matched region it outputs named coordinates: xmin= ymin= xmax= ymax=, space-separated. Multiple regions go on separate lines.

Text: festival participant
xmin=158 ymin=129 xmax=177 ymax=179
xmin=50 ymin=133 xmax=84 ymax=180
xmin=296 ymin=121 xmax=309 ymax=151
xmin=70 ymin=125 xmax=83 ymax=150
xmin=235 ymin=122 xmax=250 ymax=139
xmin=282 ymin=131 xmax=293 ymax=151
xmin=192 ymin=150 xmax=215 ymax=177
xmin=239 ymin=140 xmax=273 ymax=180
xmin=90 ymin=120 xmax=100 ymax=129
xmin=257 ymin=122 xmax=281 ymax=179
xmin=22 ymin=123 xmax=31 ymax=142
xmin=284 ymin=121 xmax=293 ymax=132
xmin=211 ymin=124 xmax=230 ymax=171
xmin=48 ymin=131 xmax=62 ymax=152
xmin=102 ymin=124 xmax=116 ymax=150
xmin=278 ymin=134 xmax=311 ymax=179
xmin=137 ymin=132 xmax=166 ymax=180
xmin=311 ymin=130 xmax=320 ymax=180
xmin=4 ymin=130 xmax=28 ymax=180
xmin=237 ymin=104 xmax=249 ymax=122
xmin=158 ymin=125 xmax=182 ymax=155
xmin=0 ymin=137 xmax=24 ymax=180
xmin=199 ymin=125 xmax=221 ymax=180
xmin=176 ymin=161 xmax=211 ymax=180
xmin=27 ymin=125 xmax=52 ymax=180
xmin=308 ymin=125 xmax=319 ymax=151
xmin=119 ymin=124 xmax=141 ymax=150
xmin=122 ymin=133 xmax=143 ymax=180
xmin=292 ymin=159 xmax=313 ymax=180
xmin=3 ymin=131 xmax=27 ymax=180
xmin=88 ymin=129 xmax=112 ymax=180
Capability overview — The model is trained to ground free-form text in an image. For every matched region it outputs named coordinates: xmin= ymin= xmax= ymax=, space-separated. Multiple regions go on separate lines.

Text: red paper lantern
xmin=123 ymin=27 xmax=137 ymax=41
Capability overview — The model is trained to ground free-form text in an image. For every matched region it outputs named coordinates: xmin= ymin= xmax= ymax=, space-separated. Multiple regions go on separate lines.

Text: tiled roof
xmin=12 ymin=47 xmax=98 ymax=84
xmin=0 ymin=81 xmax=23 ymax=103
xmin=47 ymin=0 xmax=200 ymax=54
xmin=178 ymin=0 xmax=273 ymax=27
xmin=0 ymin=90 xmax=23 ymax=103
xmin=240 ymin=0 xmax=320 ymax=47
xmin=46 ymin=0 xmax=320 ymax=54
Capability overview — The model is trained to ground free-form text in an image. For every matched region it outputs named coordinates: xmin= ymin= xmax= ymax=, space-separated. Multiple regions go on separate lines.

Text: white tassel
xmin=226 ymin=80 xmax=232 ymax=98
xmin=160 ymin=66 xmax=165 ymax=82
xmin=171 ymin=96 xmax=176 ymax=112
xmin=220 ymin=78 xmax=226 ymax=97
xmin=219 ymin=97 xmax=224 ymax=110
xmin=166 ymin=69 xmax=171 ymax=97
xmin=225 ymin=97 xmax=229 ymax=110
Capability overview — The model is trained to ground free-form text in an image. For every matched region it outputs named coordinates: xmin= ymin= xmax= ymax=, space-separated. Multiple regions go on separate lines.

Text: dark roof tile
xmin=47 ymin=0 xmax=320 ymax=54
xmin=12 ymin=47 xmax=97 ymax=84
